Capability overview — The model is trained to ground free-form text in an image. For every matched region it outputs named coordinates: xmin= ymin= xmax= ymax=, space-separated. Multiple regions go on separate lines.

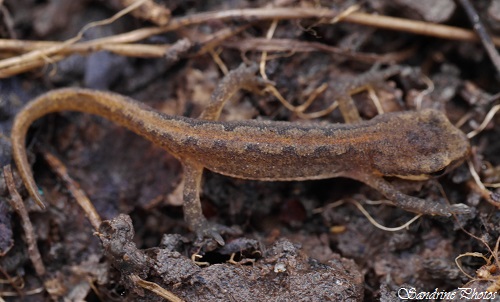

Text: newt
xmin=11 ymin=65 xmax=471 ymax=245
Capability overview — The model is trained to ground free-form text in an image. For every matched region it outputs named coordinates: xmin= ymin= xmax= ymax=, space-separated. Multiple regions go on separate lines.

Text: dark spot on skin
xmin=244 ymin=143 xmax=260 ymax=152
xmin=133 ymin=118 xmax=146 ymax=131
xmin=321 ymin=122 xmax=361 ymax=137
xmin=405 ymin=129 xmax=439 ymax=156
xmin=160 ymin=132 xmax=174 ymax=142
xmin=222 ymin=123 xmax=238 ymax=132
xmin=313 ymin=146 xmax=329 ymax=156
xmin=184 ymin=136 xmax=198 ymax=146
xmin=320 ymin=128 xmax=336 ymax=137
xmin=257 ymin=122 xmax=292 ymax=135
xmin=213 ymin=139 xmax=227 ymax=150
xmin=274 ymin=125 xmax=289 ymax=136
xmin=406 ymin=130 xmax=420 ymax=145
xmin=185 ymin=118 xmax=221 ymax=130
xmin=426 ymin=111 xmax=444 ymax=126
xmin=282 ymin=145 xmax=297 ymax=156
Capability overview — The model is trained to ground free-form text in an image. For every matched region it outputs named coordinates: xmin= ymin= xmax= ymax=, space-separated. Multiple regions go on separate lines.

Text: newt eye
xmin=429 ymin=168 xmax=447 ymax=177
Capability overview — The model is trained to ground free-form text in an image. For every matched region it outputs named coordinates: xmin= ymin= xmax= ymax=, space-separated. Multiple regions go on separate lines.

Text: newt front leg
xmin=349 ymin=171 xmax=471 ymax=216
xmin=333 ymin=67 xmax=471 ymax=216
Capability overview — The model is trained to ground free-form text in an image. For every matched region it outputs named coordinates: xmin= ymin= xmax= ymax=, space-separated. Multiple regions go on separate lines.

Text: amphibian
xmin=11 ymin=65 xmax=471 ymax=245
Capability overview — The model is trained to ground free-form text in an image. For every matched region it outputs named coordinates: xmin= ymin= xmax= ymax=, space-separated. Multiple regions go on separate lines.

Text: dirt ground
xmin=1 ymin=0 xmax=500 ymax=301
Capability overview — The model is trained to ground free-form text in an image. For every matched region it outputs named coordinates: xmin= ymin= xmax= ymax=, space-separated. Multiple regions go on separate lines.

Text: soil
xmin=1 ymin=0 xmax=500 ymax=301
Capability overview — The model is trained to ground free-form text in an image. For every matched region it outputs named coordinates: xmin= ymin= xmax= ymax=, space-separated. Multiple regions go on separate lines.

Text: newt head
xmin=370 ymin=108 xmax=470 ymax=180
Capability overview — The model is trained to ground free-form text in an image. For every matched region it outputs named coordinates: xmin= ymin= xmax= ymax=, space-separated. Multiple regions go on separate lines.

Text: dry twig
xmin=130 ymin=275 xmax=185 ymax=302
xmin=458 ymin=0 xmax=500 ymax=75
xmin=3 ymin=165 xmax=46 ymax=277
xmin=41 ymin=151 xmax=102 ymax=230
xmin=110 ymin=0 xmax=170 ymax=26
xmin=1 ymin=7 xmax=500 ymax=77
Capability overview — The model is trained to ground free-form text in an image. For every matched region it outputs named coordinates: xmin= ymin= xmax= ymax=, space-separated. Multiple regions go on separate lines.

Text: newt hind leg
xmin=181 ymin=64 xmax=264 ymax=245
xmin=199 ymin=64 xmax=266 ymax=121
xmin=181 ymin=161 xmax=232 ymax=246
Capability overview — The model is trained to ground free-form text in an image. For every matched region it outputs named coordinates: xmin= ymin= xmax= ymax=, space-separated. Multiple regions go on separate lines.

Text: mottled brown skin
xmin=11 ymin=65 xmax=471 ymax=245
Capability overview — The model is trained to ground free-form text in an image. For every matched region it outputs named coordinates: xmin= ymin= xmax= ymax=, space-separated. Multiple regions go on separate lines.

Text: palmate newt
xmin=11 ymin=65 xmax=471 ymax=245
